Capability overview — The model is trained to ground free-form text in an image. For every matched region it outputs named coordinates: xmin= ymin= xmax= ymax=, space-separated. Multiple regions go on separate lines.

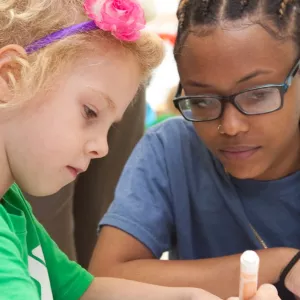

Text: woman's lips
xmin=219 ymin=146 xmax=261 ymax=160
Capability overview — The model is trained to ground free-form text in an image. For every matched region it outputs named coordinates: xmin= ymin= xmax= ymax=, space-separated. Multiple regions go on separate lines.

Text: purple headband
xmin=25 ymin=0 xmax=146 ymax=54
xmin=25 ymin=21 xmax=97 ymax=54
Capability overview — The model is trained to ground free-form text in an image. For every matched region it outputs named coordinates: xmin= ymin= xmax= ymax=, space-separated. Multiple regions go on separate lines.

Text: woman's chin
xmin=223 ymin=164 xmax=264 ymax=180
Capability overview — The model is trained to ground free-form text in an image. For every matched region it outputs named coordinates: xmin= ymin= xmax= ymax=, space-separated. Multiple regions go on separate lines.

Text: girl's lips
xmin=66 ymin=166 xmax=83 ymax=177
xmin=219 ymin=146 xmax=261 ymax=160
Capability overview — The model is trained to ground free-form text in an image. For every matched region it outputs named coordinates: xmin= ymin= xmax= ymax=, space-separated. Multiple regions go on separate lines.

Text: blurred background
xmin=144 ymin=0 xmax=181 ymax=128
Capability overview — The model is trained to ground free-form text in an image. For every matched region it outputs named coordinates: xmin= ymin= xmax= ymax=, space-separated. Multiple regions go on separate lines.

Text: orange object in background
xmin=159 ymin=33 xmax=176 ymax=45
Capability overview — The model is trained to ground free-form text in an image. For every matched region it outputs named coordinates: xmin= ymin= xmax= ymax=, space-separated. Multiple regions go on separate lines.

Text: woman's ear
xmin=0 ymin=44 xmax=27 ymax=103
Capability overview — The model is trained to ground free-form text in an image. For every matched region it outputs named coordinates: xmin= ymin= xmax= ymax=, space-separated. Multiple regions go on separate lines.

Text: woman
xmin=90 ymin=0 xmax=300 ymax=299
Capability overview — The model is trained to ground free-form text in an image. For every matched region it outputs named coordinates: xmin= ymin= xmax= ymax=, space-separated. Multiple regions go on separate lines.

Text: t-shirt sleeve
xmin=33 ymin=216 xmax=94 ymax=300
xmin=100 ymin=130 xmax=174 ymax=258
xmin=0 ymin=206 xmax=40 ymax=299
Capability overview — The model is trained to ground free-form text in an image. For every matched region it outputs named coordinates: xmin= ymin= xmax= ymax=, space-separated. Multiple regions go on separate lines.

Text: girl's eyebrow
xmin=87 ymin=86 xmax=123 ymax=122
xmin=87 ymin=86 xmax=115 ymax=108
xmin=99 ymin=91 xmax=115 ymax=109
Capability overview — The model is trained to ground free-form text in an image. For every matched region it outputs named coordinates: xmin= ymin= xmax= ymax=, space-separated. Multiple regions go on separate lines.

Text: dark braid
xmin=198 ymin=0 xmax=210 ymax=18
xmin=174 ymin=0 xmax=300 ymax=59
xmin=226 ymin=0 xmax=258 ymax=19
xmin=279 ymin=0 xmax=292 ymax=18
xmin=193 ymin=0 xmax=221 ymax=25
xmin=240 ymin=0 xmax=249 ymax=10
xmin=177 ymin=0 xmax=190 ymax=32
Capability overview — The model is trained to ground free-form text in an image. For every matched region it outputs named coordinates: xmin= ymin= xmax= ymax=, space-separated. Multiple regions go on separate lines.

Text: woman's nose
xmin=220 ymin=103 xmax=250 ymax=136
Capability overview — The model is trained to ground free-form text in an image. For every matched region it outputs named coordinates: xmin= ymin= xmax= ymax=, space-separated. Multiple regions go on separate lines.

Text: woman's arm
xmin=89 ymin=227 xmax=298 ymax=299
xmin=81 ymin=277 xmax=221 ymax=300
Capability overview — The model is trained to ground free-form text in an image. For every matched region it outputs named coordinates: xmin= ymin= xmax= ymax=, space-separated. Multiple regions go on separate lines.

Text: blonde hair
xmin=0 ymin=0 xmax=165 ymax=106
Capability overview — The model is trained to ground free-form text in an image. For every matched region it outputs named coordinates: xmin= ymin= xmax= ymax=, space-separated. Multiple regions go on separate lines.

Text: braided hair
xmin=175 ymin=0 xmax=300 ymax=59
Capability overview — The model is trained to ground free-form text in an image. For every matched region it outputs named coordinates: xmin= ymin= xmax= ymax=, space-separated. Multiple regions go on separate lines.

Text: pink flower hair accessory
xmin=25 ymin=0 xmax=146 ymax=54
xmin=84 ymin=0 xmax=146 ymax=41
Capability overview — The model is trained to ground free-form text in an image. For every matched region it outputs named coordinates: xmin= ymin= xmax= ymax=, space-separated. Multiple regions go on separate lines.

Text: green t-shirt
xmin=1 ymin=184 xmax=94 ymax=299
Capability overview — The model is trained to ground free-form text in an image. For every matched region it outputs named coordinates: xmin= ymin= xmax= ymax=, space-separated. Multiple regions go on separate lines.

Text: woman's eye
xmin=252 ymin=92 xmax=265 ymax=99
xmin=84 ymin=105 xmax=98 ymax=119
xmin=196 ymin=100 xmax=210 ymax=107
xmin=249 ymin=91 xmax=270 ymax=100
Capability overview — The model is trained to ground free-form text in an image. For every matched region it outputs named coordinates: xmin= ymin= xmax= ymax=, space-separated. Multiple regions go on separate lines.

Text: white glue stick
xmin=239 ymin=250 xmax=260 ymax=300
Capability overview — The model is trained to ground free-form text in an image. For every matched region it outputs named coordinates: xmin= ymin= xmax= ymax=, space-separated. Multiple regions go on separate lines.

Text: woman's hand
xmin=226 ymin=284 xmax=280 ymax=300
xmin=189 ymin=285 xmax=279 ymax=300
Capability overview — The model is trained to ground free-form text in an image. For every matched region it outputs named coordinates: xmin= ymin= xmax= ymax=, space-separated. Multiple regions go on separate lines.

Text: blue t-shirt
xmin=100 ymin=117 xmax=300 ymax=259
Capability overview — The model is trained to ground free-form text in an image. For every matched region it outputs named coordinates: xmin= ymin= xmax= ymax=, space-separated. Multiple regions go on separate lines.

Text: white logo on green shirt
xmin=28 ymin=246 xmax=54 ymax=300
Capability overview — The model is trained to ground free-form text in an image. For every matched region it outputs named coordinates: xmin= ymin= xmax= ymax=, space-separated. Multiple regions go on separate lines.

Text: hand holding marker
xmin=239 ymin=251 xmax=259 ymax=300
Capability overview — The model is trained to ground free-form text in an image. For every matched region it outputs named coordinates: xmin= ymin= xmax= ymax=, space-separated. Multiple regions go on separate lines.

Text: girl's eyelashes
xmin=84 ymin=105 xmax=98 ymax=119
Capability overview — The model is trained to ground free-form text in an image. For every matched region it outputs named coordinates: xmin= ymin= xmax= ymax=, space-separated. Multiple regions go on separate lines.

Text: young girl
xmin=91 ymin=0 xmax=300 ymax=299
xmin=0 ymin=0 xmax=269 ymax=299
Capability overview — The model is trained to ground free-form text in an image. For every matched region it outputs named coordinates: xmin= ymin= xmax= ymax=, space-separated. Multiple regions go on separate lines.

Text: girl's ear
xmin=0 ymin=44 xmax=27 ymax=104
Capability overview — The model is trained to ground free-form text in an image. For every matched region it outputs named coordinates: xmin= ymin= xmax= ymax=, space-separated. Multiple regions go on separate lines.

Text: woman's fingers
xmin=226 ymin=284 xmax=280 ymax=300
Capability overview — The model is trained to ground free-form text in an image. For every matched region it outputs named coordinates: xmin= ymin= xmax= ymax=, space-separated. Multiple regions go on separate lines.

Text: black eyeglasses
xmin=173 ymin=58 xmax=300 ymax=122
